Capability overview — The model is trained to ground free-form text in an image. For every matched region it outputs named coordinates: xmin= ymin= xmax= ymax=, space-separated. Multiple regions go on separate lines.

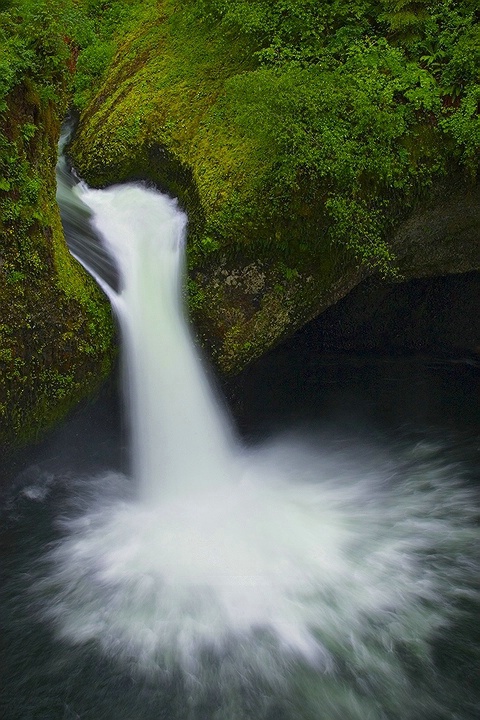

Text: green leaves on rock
xmin=71 ymin=0 xmax=478 ymax=272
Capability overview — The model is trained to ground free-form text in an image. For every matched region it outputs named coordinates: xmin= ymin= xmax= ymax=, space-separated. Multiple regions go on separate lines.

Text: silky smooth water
xmin=1 ymin=157 xmax=479 ymax=720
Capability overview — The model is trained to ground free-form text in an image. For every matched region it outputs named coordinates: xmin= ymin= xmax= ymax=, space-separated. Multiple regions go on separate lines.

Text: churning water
xmin=1 ymin=157 xmax=479 ymax=720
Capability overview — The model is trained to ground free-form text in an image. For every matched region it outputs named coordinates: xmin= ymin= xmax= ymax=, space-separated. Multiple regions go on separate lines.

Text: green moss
xmin=67 ymin=0 xmax=478 ymax=373
xmin=0 ymin=3 xmax=116 ymax=448
xmin=72 ymin=0 xmax=478 ymax=267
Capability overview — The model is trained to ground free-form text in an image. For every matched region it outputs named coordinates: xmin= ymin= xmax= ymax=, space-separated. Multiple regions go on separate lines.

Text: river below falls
xmin=1 ymin=351 xmax=479 ymax=720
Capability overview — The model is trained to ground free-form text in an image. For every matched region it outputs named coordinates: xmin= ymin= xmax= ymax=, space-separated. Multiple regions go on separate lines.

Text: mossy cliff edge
xmin=0 ymin=5 xmax=115 ymax=449
xmin=71 ymin=0 xmax=479 ymax=373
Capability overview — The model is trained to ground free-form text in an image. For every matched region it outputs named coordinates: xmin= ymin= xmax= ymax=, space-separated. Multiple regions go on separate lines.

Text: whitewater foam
xmin=38 ymin=437 xmax=478 ymax=687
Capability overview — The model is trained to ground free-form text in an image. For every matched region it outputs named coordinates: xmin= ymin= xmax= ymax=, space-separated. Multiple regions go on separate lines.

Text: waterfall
xmin=77 ymin=184 xmax=237 ymax=502
xmin=36 ymin=153 xmax=480 ymax=717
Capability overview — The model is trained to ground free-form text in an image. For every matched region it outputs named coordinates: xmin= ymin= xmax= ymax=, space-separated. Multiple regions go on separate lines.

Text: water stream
xmin=1 ymin=152 xmax=479 ymax=719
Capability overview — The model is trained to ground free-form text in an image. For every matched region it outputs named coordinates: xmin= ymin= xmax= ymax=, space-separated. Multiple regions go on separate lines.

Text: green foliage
xmin=0 ymin=0 xmax=142 ymax=112
xmin=74 ymin=40 xmax=117 ymax=108
xmin=189 ymin=0 xmax=375 ymax=62
xmin=378 ymin=0 xmax=431 ymax=42
xmin=70 ymin=0 xmax=143 ymax=109
xmin=0 ymin=1 xmax=72 ymax=100
xmin=193 ymin=36 xmax=448 ymax=268
xmin=71 ymin=0 xmax=478 ymax=272
xmin=0 ymin=0 xmax=116 ymax=447
xmin=439 ymin=85 xmax=480 ymax=173
xmin=187 ymin=277 xmax=206 ymax=312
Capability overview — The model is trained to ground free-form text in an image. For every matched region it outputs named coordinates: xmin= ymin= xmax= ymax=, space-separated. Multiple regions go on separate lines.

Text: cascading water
xmin=76 ymin=184 xmax=237 ymax=503
xmin=20 ymin=149 xmax=479 ymax=718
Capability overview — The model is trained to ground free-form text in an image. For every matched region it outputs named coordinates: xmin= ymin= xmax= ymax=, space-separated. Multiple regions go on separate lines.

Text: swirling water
xmin=0 ymin=160 xmax=479 ymax=720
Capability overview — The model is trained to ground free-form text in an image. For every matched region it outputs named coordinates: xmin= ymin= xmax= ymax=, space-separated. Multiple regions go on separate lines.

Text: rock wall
xmin=289 ymin=271 xmax=480 ymax=359
xmin=0 ymin=85 xmax=115 ymax=449
xmin=69 ymin=3 xmax=479 ymax=375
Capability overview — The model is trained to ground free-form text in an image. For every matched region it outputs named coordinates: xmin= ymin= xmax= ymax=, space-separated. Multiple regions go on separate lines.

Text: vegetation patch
xmin=67 ymin=0 xmax=478 ymax=370
xmin=71 ymin=0 xmax=478 ymax=269
xmin=0 ymin=0 xmax=116 ymax=447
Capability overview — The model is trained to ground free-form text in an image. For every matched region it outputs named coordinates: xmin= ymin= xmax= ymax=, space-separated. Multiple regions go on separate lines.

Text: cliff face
xmin=69 ymin=1 xmax=479 ymax=375
xmin=394 ymin=176 xmax=480 ymax=278
xmin=0 ymin=73 xmax=115 ymax=449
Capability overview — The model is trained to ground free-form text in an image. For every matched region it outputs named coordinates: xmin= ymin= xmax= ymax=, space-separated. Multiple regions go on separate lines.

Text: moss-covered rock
xmin=69 ymin=0 xmax=479 ymax=374
xmin=0 ymin=66 xmax=115 ymax=449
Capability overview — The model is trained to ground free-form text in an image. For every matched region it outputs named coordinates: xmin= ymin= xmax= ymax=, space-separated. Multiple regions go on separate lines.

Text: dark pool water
xmin=1 ymin=352 xmax=479 ymax=720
